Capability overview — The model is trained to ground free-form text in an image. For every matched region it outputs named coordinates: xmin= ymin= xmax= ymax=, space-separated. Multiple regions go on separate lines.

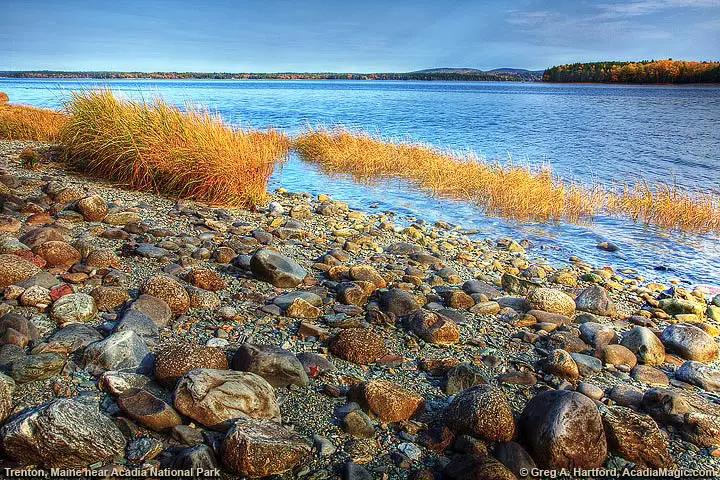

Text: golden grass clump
xmin=608 ymin=182 xmax=720 ymax=233
xmin=0 ymin=103 xmax=67 ymax=142
xmin=294 ymin=127 xmax=720 ymax=232
xmin=0 ymin=92 xmax=9 ymax=104
xmin=60 ymin=89 xmax=290 ymax=207
xmin=295 ymin=127 xmax=601 ymax=222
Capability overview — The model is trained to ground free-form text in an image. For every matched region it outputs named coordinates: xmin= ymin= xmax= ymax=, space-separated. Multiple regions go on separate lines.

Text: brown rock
xmin=408 ymin=310 xmax=460 ymax=345
xmin=187 ymin=268 xmax=226 ymax=291
xmin=285 ymin=298 xmax=322 ymax=319
xmin=0 ymin=254 xmax=41 ymax=288
xmin=117 ymin=388 xmax=182 ymax=432
xmin=348 ymin=265 xmax=386 ymax=288
xmin=221 ymin=418 xmax=311 ymax=478
xmin=19 ymin=226 xmax=67 ymax=250
xmin=519 ymin=390 xmax=607 ymax=468
xmin=76 ymin=195 xmax=108 ymax=222
xmin=91 ymin=286 xmax=131 ymax=312
xmin=601 ymin=406 xmax=671 ymax=468
xmin=330 ymin=328 xmax=388 ymax=365
xmin=349 ymin=379 xmax=425 ymax=423
xmin=445 ymin=385 xmax=515 ymax=442
xmin=525 ymin=287 xmax=576 ymax=316
xmin=154 ymin=343 xmax=229 ymax=388
xmin=442 ymin=290 xmax=475 ymax=310
xmin=86 ymin=249 xmax=121 ymax=268
xmin=599 ymin=344 xmax=637 ymax=368
xmin=33 ymin=241 xmax=81 ymax=268
xmin=642 ymin=387 xmax=720 ymax=447
xmin=141 ymin=275 xmax=190 ymax=314
xmin=537 ymin=349 xmax=579 ymax=381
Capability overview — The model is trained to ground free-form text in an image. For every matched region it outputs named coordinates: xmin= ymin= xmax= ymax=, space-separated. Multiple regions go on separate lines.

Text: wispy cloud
xmin=595 ymin=0 xmax=720 ymax=17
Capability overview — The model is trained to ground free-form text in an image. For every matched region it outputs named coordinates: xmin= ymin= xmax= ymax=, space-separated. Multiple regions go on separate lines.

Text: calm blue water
xmin=1 ymin=78 xmax=719 ymax=286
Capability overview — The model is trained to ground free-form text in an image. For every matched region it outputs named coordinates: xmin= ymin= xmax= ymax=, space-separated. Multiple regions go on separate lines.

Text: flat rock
xmin=127 ymin=294 xmax=172 ymax=328
xmin=46 ymin=323 xmax=103 ymax=353
xmin=379 ymin=289 xmax=420 ymax=317
xmin=0 ymin=372 xmax=15 ymax=422
xmin=10 ymin=353 xmax=65 ymax=383
xmin=141 ymin=275 xmax=190 ymax=315
xmin=642 ymin=387 xmax=720 ymax=447
xmin=117 ymin=388 xmax=182 ymax=432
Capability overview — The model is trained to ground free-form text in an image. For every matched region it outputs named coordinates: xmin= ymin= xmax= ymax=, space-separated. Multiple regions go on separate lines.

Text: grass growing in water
xmin=295 ymin=127 xmax=720 ymax=233
xmin=0 ymin=93 xmax=67 ymax=142
xmin=60 ymin=90 xmax=289 ymax=207
xmin=295 ymin=127 xmax=602 ymax=222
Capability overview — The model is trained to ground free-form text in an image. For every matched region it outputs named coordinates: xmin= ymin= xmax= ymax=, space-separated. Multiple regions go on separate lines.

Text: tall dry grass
xmin=0 ymin=92 xmax=9 ymax=104
xmin=60 ymin=90 xmax=289 ymax=207
xmin=295 ymin=127 xmax=720 ymax=233
xmin=0 ymin=98 xmax=67 ymax=142
xmin=295 ymin=127 xmax=603 ymax=222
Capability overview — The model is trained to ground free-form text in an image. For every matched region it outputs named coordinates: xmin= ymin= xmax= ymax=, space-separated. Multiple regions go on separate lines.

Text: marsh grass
xmin=295 ymin=127 xmax=720 ymax=233
xmin=0 ymin=92 xmax=9 ymax=104
xmin=60 ymin=89 xmax=290 ymax=207
xmin=0 ymin=98 xmax=67 ymax=142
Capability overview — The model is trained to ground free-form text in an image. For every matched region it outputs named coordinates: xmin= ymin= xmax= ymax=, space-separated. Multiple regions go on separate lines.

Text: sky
xmin=1 ymin=0 xmax=719 ymax=72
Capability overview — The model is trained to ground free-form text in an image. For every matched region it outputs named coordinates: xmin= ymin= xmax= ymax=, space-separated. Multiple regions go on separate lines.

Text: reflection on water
xmin=1 ymin=78 xmax=718 ymax=285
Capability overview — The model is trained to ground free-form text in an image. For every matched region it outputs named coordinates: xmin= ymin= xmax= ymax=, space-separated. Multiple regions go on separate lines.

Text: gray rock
xmin=661 ymin=324 xmax=718 ymax=362
xmin=50 ymin=293 xmax=97 ymax=325
xmin=250 ymin=248 xmax=307 ymax=288
xmin=675 ymin=361 xmax=720 ymax=391
xmin=575 ymin=285 xmax=616 ymax=317
xmin=82 ymin=331 xmax=153 ymax=376
xmin=620 ymin=327 xmax=665 ymax=366
xmin=231 ymin=343 xmax=309 ymax=387
xmin=160 ymin=444 xmax=220 ymax=471
xmin=379 ymin=289 xmax=420 ymax=317
xmin=642 ymin=387 xmax=720 ymax=447
xmin=135 ymin=243 xmax=170 ymax=258
xmin=519 ymin=390 xmax=607 ymax=468
xmin=494 ymin=441 xmax=537 ymax=479
xmin=570 ymin=353 xmax=603 ymax=377
xmin=47 ymin=323 xmax=103 ymax=353
xmin=114 ymin=310 xmax=159 ymax=346
xmin=273 ymin=291 xmax=323 ymax=310
xmin=127 ymin=294 xmax=172 ymax=328
xmin=579 ymin=322 xmax=617 ymax=349
xmin=10 ymin=353 xmax=65 ymax=383
xmin=442 ymin=363 xmax=487 ymax=395
xmin=0 ymin=399 xmax=126 ymax=468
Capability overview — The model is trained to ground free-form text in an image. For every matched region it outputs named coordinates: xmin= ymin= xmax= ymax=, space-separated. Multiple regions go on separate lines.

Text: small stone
xmin=117 ymin=388 xmax=182 ymax=432
xmin=127 ymin=294 xmax=172 ymax=328
xmin=0 ymin=373 xmax=15 ymax=422
xmin=575 ymin=285 xmax=616 ymax=317
xmin=91 ymin=286 xmax=131 ymax=312
xmin=187 ymin=268 xmax=226 ymax=291
xmin=608 ymin=384 xmax=644 ymax=408
xmin=408 ymin=310 xmax=460 ymax=345
xmin=10 ymin=353 xmax=65 ymax=383
xmin=630 ymin=364 xmax=669 ymax=386
xmin=76 ymin=195 xmax=108 ymax=222
xmin=250 ymin=248 xmax=307 ymax=288
xmin=379 ymin=289 xmax=420 ymax=317
xmin=32 ymin=241 xmax=81 ymax=268
xmin=537 ymin=349 xmax=579 ymax=381
xmin=231 ymin=343 xmax=308 ymax=387
xmin=442 ymin=363 xmax=487 ymax=395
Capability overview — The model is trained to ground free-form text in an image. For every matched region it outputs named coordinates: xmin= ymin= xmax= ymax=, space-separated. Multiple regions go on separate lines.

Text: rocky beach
xmin=0 ymin=138 xmax=720 ymax=479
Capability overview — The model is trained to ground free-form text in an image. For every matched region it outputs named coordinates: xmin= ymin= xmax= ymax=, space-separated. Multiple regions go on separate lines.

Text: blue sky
xmin=1 ymin=0 xmax=719 ymax=71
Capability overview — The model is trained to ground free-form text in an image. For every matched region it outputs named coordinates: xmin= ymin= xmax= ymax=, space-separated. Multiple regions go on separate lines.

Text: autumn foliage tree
xmin=543 ymin=60 xmax=720 ymax=84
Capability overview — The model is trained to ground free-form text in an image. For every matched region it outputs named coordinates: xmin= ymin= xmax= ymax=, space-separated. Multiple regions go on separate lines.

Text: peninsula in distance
xmin=2 ymin=59 xmax=719 ymax=84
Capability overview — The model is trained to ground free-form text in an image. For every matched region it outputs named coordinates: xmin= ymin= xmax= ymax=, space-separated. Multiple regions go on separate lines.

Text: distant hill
xmin=543 ymin=59 xmax=720 ymax=84
xmin=411 ymin=68 xmax=486 ymax=74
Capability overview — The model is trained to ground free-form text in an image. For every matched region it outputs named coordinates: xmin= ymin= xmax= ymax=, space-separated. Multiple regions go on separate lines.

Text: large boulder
xmin=601 ymin=405 xmax=671 ymax=468
xmin=231 ymin=344 xmax=308 ymax=387
xmin=379 ymin=289 xmax=421 ymax=317
xmin=0 ymin=399 xmax=125 ymax=468
xmin=348 ymin=379 xmax=425 ymax=423
xmin=250 ymin=249 xmax=307 ymax=288
xmin=519 ymin=390 xmax=607 ymax=468
xmin=574 ymin=285 xmax=616 ymax=317
xmin=221 ymin=418 xmax=311 ymax=478
xmin=46 ymin=323 xmax=103 ymax=353
xmin=0 ymin=313 xmax=39 ymax=348
xmin=117 ymin=388 xmax=182 ymax=432
xmin=445 ymin=385 xmax=515 ymax=442
xmin=675 ymin=361 xmax=720 ymax=391
xmin=127 ymin=294 xmax=172 ymax=328
xmin=620 ymin=327 xmax=665 ymax=366
xmin=525 ymin=288 xmax=575 ymax=316
xmin=0 ymin=254 xmax=41 ymax=288
xmin=141 ymin=275 xmax=190 ymax=315
xmin=154 ymin=343 xmax=228 ymax=388
xmin=173 ymin=369 xmax=280 ymax=429
xmin=660 ymin=324 xmax=718 ymax=362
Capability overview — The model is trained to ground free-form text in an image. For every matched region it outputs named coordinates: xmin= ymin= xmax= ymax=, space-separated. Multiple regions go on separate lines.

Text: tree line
xmin=543 ymin=60 xmax=720 ymax=84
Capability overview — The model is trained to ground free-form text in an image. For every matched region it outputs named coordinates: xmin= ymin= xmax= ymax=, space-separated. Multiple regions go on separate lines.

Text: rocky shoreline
xmin=0 ymin=139 xmax=719 ymax=479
